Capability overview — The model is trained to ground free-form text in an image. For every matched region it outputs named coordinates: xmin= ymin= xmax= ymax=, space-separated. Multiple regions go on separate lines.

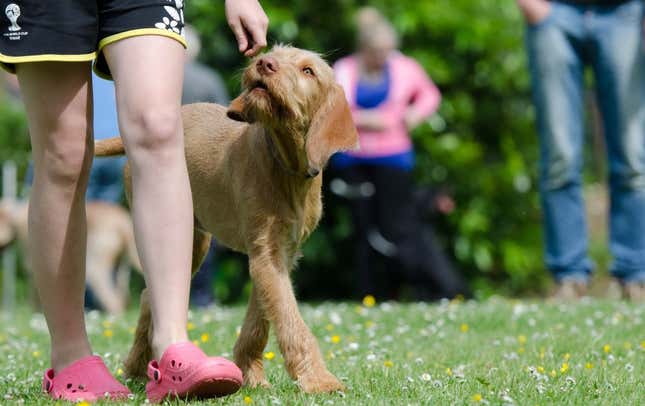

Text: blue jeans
xmin=526 ymin=0 xmax=645 ymax=283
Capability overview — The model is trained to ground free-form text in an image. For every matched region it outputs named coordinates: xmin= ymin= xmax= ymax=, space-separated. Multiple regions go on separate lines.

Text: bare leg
xmin=104 ymin=36 xmax=192 ymax=359
xmin=16 ymin=62 xmax=93 ymax=372
xmin=233 ymin=287 xmax=270 ymax=388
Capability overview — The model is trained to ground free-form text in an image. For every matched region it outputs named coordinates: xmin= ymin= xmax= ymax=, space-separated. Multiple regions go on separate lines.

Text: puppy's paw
xmin=244 ymin=367 xmax=271 ymax=389
xmin=298 ymin=370 xmax=345 ymax=393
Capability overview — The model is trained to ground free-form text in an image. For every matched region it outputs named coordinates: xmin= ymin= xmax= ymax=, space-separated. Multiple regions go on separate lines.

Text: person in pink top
xmin=331 ymin=7 xmax=468 ymax=300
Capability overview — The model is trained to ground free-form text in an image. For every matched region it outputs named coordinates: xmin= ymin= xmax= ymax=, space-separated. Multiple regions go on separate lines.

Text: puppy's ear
xmin=305 ymin=84 xmax=358 ymax=176
xmin=227 ymin=92 xmax=249 ymax=122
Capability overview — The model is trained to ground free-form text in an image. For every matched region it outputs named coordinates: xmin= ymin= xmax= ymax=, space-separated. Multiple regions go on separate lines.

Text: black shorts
xmin=0 ymin=0 xmax=186 ymax=79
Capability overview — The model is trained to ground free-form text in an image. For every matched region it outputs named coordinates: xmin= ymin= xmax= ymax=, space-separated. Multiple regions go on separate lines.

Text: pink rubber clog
xmin=42 ymin=355 xmax=131 ymax=402
xmin=145 ymin=341 xmax=243 ymax=403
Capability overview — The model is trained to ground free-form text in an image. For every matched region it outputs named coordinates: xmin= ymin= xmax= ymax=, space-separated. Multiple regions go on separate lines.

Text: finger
xmin=229 ymin=20 xmax=248 ymax=52
xmin=244 ymin=25 xmax=267 ymax=57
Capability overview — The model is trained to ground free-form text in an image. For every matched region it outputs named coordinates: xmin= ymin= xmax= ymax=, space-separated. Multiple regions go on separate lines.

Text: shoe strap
xmin=42 ymin=369 xmax=54 ymax=393
xmin=148 ymin=360 xmax=162 ymax=383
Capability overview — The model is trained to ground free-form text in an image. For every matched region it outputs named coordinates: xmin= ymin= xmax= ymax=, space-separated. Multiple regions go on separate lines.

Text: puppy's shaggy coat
xmin=95 ymin=45 xmax=358 ymax=392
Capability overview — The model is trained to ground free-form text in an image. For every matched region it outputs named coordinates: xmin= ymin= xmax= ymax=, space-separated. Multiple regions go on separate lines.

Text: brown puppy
xmin=95 ymin=45 xmax=358 ymax=392
xmin=0 ymin=199 xmax=140 ymax=314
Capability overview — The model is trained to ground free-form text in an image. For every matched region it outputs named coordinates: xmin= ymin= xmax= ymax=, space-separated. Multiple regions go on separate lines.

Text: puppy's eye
xmin=302 ymin=67 xmax=315 ymax=76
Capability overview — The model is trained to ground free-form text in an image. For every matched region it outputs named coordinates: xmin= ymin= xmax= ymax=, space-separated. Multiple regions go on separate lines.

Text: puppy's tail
xmin=95 ymin=137 xmax=125 ymax=156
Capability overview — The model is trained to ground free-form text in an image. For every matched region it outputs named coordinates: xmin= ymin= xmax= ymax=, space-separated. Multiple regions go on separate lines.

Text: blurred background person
xmin=331 ymin=7 xmax=468 ymax=300
xmin=517 ymin=0 xmax=645 ymax=300
xmin=182 ymin=25 xmax=230 ymax=307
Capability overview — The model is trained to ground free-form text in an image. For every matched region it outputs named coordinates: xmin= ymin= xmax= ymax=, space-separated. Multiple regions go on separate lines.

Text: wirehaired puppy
xmin=95 ymin=45 xmax=358 ymax=392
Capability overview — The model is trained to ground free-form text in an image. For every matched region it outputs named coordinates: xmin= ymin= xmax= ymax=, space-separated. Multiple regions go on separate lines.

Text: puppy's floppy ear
xmin=227 ymin=92 xmax=250 ymax=122
xmin=305 ymin=84 xmax=358 ymax=176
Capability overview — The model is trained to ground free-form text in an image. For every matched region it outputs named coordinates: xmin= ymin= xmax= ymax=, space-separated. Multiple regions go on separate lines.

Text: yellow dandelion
xmin=383 ymin=360 xmax=393 ymax=368
xmin=264 ymin=351 xmax=275 ymax=360
xmin=446 ymin=367 xmax=453 ymax=376
xmin=103 ymin=329 xmax=113 ymax=338
xmin=187 ymin=322 xmax=195 ymax=331
xmin=77 ymin=402 xmax=91 ymax=406
xmin=460 ymin=323 xmax=469 ymax=333
xmin=362 ymin=295 xmax=376 ymax=308
xmin=472 ymin=393 xmax=483 ymax=402
xmin=537 ymin=366 xmax=545 ymax=373
xmin=518 ymin=347 xmax=525 ymax=354
xmin=102 ymin=320 xmax=111 ymax=329
xmin=640 ymin=340 xmax=645 ymax=350
xmin=603 ymin=344 xmax=611 ymax=354
xmin=365 ymin=320 xmax=375 ymax=328
xmin=331 ymin=335 xmax=341 ymax=344
xmin=325 ymin=323 xmax=334 ymax=331
xmin=200 ymin=333 xmax=209 ymax=343
xmin=518 ymin=335 xmax=527 ymax=345
xmin=539 ymin=347 xmax=545 ymax=360
xmin=585 ymin=362 xmax=593 ymax=370
xmin=117 ymin=368 xmax=124 ymax=376
xmin=560 ymin=362 xmax=569 ymax=373
xmin=32 ymin=351 xmax=40 ymax=358
xmin=244 ymin=395 xmax=253 ymax=404
xmin=563 ymin=353 xmax=570 ymax=361
xmin=550 ymin=369 xmax=557 ymax=377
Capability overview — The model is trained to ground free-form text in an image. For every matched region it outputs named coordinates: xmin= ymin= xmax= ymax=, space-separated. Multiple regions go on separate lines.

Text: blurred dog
xmin=95 ymin=45 xmax=358 ymax=392
xmin=0 ymin=199 xmax=140 ymax=314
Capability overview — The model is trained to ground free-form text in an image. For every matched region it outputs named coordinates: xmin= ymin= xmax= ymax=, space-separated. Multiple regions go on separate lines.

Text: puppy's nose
xmin=256 ymin=57 xmax=279 ymax=75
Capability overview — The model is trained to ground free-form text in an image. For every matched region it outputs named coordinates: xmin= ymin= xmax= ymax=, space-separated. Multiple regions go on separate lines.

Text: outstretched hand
xmin=225 ymin=0 xmax=269 ymax=57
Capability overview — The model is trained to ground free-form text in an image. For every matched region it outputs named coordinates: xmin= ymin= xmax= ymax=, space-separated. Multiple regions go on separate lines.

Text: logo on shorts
xmin=3 ymin=3 xmax=27 ymax=40
xmin=5 ymin=3 xmax=20 ymax=31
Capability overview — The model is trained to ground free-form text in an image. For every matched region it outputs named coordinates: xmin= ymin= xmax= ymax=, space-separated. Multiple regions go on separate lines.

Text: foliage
xmin=1 ymin=299 xmax=643 ymax=404
xmin=187 ymin=0 xmax=547 ymax=298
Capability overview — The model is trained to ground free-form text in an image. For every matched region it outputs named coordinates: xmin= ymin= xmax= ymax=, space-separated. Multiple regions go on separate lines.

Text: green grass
xmin=1 ymin=298 xmax=643 ymax=405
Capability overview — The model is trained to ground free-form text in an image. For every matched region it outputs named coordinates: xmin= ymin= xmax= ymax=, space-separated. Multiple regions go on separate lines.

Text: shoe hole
xmin=154 ymin=370 xmax=159 ymax=381
xmin=171 ymin=360 xmax=175 ymax=367
xmin=45 ymin=381 xmax=51 ymax=391
xmin=71 ymin=389 xmax=77 ymax=393
xmin=67 ymin=383 xmax=72 ymax=389
xmin=178 ymin=362 xmax=182 ymax=367
xmin=172 ymin=376 xmax=176 ymax=381
xmin=178 ymin=376 xmax=182 ymax=382
xmin=78 ymin=384 xmax=85 ymax=390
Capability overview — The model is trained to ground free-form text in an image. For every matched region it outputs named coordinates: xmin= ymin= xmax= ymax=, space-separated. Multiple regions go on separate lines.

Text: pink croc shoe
xmin=146 ymin=341 xmax=242 ymax=403
xmin=42 ymin=355 xmax=131 ymax=402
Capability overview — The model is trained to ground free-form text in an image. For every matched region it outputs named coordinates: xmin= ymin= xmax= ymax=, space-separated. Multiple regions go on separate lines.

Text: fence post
xmin=2 ymin=160 xmax=17 ymax=319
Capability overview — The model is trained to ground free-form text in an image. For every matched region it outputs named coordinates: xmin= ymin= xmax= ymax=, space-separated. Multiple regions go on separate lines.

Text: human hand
xmin=516 ymin=0 xmax=551 ymax=25
xmin=403 ymin=108 xmax=425 ymax=131
xmin=435 ymin=194 xmax=455 ymax=215
xmin=225 ymin=0 xmax=269 ymax=57
xmin=355 ymin=110 xmax=387 ymax=131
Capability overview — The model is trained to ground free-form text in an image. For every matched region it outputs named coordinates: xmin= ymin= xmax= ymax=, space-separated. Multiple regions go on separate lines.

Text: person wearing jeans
xmin=518 ymin=0 xmax=645 ymax=300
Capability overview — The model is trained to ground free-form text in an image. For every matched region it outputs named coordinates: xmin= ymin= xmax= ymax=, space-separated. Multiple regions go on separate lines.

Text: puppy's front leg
xmin=233 ymin=287 xmax=271 ymax=388
xmin=248 ymin=252 xmax=344 ymax=393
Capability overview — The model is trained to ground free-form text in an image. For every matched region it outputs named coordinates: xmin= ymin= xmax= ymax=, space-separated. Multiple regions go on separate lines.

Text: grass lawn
xmin=0 ymin=297 xmax=643 ymax=405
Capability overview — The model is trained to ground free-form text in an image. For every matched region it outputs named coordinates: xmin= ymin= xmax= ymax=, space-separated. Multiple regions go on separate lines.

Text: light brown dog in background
xmin=95 ymin=45 xmax=358 ymax=392
xmin=0 ymin=199 xmax=141 ymax=314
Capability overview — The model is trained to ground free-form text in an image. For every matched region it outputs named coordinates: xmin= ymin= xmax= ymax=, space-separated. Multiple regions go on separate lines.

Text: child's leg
xmin=16 ymin=62 xmax=94 ymax=372
xmin=103 ymin=35 xmax=192 ymax=358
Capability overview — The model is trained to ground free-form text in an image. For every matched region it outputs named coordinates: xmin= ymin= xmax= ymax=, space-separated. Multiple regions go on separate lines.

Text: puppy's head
xmin=228 ymin=45 xmax=358 ymax=176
